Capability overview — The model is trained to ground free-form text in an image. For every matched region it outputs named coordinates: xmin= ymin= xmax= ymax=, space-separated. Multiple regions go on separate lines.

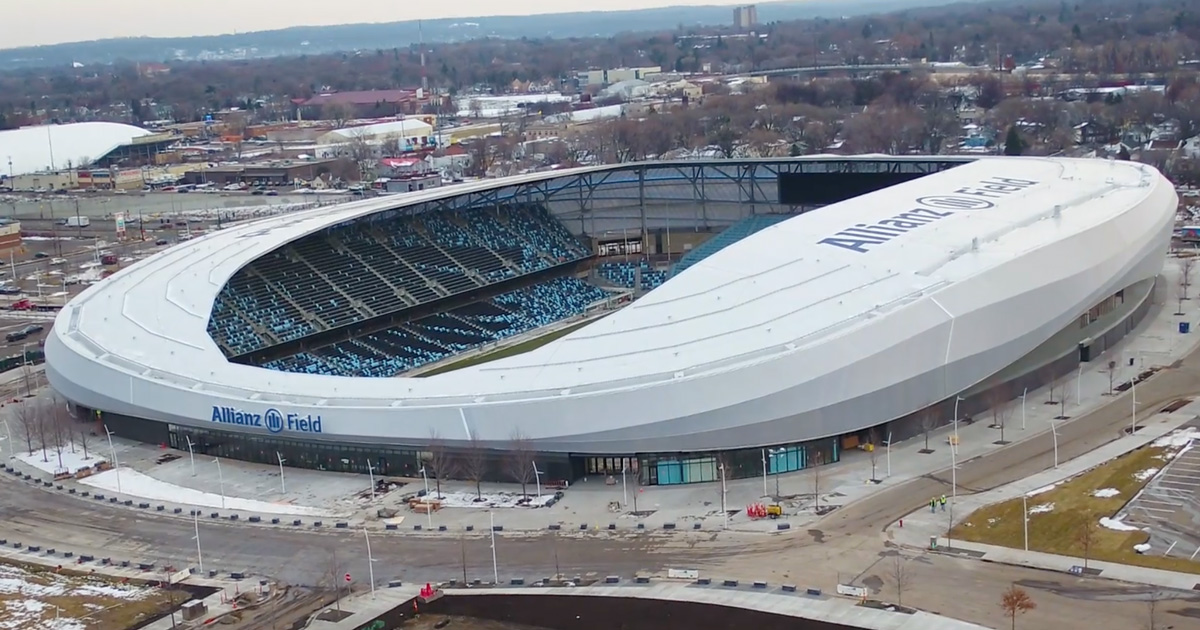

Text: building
xmin=183 ymin=159 xmax=341 ymax=187
xmin=314 ymin=119 xmax=436 ymax=159
xmin=733 ymin=5 xmax=758 ymax=30
xmin=46 ymin=157 xmax=1175 ymax=485
xmin=577 ymin=67 xmax=661 ymax=87
xmin=296 ymin=90 xmax=419 ymax=120
xmin=0 ymin=122 xmax=162 ymax=177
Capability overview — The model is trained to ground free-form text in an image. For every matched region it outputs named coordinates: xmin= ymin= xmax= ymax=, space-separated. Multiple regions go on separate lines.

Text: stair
xmin=248 ymin=267 xmax=332 ymax=332
xmin=329 ymin=235 xmax=418 ymax=309
xmin=289 ymin=246 xmax=374 ymax=319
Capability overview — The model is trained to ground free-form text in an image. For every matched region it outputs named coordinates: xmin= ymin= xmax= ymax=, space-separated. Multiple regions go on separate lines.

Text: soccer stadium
xmin=45 ymin=156 xmax=1178 ymax=485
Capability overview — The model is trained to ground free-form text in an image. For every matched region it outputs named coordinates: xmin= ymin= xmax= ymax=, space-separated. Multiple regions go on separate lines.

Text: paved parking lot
xmin=1122 ymin=422 xmax=1200 ymax=560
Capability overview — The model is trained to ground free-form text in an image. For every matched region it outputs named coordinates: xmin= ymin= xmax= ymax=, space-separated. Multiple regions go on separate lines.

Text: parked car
xmin=19 ymin=324 xmax=43 ymax=335
xmin=5 ymin=331 xmax=26 ymax=342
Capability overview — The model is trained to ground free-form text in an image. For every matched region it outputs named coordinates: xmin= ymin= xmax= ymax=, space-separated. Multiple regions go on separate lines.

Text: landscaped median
xmin=951 ymin=428 xmax=1200 ymax=574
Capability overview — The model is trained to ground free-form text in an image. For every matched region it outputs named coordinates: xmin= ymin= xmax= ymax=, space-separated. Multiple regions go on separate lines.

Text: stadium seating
xmin=595 ymin=261 xmax=669 ymax=291
xmin=671 ymin=214 xmax=792 ymax=276
xmin=207 ymin=204 xmax=590 ymax=357
xmin=263 ymin=276 xmax=611 ymax=377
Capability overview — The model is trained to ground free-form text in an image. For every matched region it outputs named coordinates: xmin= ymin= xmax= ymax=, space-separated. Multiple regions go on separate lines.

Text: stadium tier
xmin=265 ymin=276 xmax=611 ymax=377
xmin=670 ymin=214 xmax=792 ymax=276
xmin=595 ymin=261 xmax=669 ymax=291
xmin=206 ymin=204 xmax=588 ymax=356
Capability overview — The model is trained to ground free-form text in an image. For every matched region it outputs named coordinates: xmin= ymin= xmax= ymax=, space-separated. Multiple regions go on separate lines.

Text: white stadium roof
xmin=0 ymin=122 xmax=154 ymax=176
xmin=52 ymin=157 xmax=1162 ymax=407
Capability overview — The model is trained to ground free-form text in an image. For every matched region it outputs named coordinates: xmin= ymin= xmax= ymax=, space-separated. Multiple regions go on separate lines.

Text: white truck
xmin=63 ymin=216 xmax=90 ymax=228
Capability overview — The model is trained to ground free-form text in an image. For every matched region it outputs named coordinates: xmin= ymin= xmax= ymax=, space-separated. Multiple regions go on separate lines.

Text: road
xmin=4 ymin=321 xmax=1200 ymax=628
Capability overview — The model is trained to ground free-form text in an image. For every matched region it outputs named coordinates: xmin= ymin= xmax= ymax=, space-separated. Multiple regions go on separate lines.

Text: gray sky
xmin=2 ymin=0 xmax=774 ymax=49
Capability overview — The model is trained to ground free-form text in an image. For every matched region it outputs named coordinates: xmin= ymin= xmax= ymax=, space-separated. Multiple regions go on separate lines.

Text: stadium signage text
xmin=817 ymin=177 xmax=1040 ymax=254
xmin=210 ymin=406 xmax=324 ymax=434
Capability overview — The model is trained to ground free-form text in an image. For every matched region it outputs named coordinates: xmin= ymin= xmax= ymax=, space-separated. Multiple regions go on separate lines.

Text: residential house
xmin=1072 ymin=121 xmax=1113 ymax=146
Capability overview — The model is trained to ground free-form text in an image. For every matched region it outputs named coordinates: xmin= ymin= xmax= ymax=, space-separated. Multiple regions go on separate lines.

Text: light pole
xmin=1051 ymin=418 xmax=1059 ymax=468
xmin=104 ymin=425 xmax=121 ymax=494
xmin=1022 ymin=493 xmax=1029 ymax=552
xmin=1021 ymin=387 xmax=1027 ymax=430
xmin=621 ymin=463 xmax=628 ymax=508
xmin=193 ymin=511 xmax=204 ymax=574
xmin=363 ymin=528 xmax=377 ymax=599
xmin=719 ymin=463 xmax=728 ymax=529
xmin=532 ymin=461 xmax=543 ymax=500
xmin=1076 ymin=363 xmax=1083 ymax=406
xmin=366 ymin=460 xmax=376 ymax=502
xmin=184 ymin=435 xmax=195 ymax=476
xmin=489 ymin=511 xmax=499 ymax=584
xmin=760 ymin=448 xmax=768 ymax=497
xmin=276 ymin=452 xmax=286 ymax=494
xmin=213 ymin=458 xmax=225 ymax=509
xmin=886 ymin=431 xmax=892 ymax=478
xmin=767 ymin=448 xmax=784 ymax=497
xmin=952 ymin=395 xmax=965 ymax=453
xmin=1131 ymin=368 xmax=1138 ymax=435
xmin=418 ymin=466 xmax=430 ymax=497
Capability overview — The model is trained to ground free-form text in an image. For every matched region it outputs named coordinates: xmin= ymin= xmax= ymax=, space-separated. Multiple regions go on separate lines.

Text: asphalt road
xmin=4 ymin=309 xmax=1200 ymax=628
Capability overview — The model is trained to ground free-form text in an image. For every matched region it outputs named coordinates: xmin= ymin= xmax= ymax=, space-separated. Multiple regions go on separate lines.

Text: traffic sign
xmin=344 ymin=573 xmax=351 ymax=582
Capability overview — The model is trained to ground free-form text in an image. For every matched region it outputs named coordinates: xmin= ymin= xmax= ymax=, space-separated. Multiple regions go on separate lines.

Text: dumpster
xmin=1181 ymin=322 xmax=1191 ymax=334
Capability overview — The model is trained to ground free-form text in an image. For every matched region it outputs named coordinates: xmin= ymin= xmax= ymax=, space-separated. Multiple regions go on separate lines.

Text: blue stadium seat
xmin=595 ymin=261 xmax=668 ymax=291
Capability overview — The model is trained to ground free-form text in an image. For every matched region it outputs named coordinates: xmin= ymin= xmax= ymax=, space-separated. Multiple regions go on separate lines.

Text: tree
xmin=1000 ymin=584 xmax=1037 ymax=629
xmin=504 ymin=429 xmax=537 ymax=498
xmin=426 ymin=430 xmax=454 ymax=499
xmin=1181 ymin=257 xmax=1195 ymax=301
xmin=1039 ymin=363 xmax=1059 ymax=405
xmin=1075 ymin=511 xmax=1096 ymax=569
xmin=1004 ymin=126 xmax=1025 ymax=156
xmin=47 ymin=402 xmax=70 ymax=473
xmin=12 ymin=400 xmax=38 ymax=455
xmin=461 ymin=434 xmax=488 ymax=501
xmin=320 ymin=102 xmax=355 ymax=128
xmin=985 ymin=384 xmax=1011 ymax=444
xmin=809 ymin=445 xmax=824 ymax=513
xmin=322 ymin=544 xmax=344 ymax=613
xmin=919 ymin=408 xmax=938 ymax=453
xmin=76 ymin=415 xmax=91 ymax=461
xmin=867 ymin=428 xmax=880 ymax=482
xmin=890 ymin=554 xmax=912 ymax=607
xmin=31 ymin=398 xmax=51 ymax=463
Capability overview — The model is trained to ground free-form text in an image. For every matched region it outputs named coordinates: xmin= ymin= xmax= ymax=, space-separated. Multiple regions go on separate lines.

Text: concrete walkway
xmin=890 ymin=405 xmax=1200 ymax=591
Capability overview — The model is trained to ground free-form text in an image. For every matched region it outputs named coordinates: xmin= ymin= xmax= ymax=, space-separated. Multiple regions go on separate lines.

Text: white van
xmin=65 ymin=216 xmax=91 ymax=228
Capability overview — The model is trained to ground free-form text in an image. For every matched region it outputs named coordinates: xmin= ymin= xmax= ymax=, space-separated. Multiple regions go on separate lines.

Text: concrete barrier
xmin=722 ymin=579 xmax=738 ymax=587
xmin=385 ymin=524 xmax=398 ymax=530
xmin=510 ymin=578 xmax=524 ymax=585
xmin=548 ymin=524 xmax=561 ymax=530
xmin=270 ymin=518 xmax=280 ymax=525
xmin=776 ymin=523 xmax=791 ymax=530
xmin=492 ymin=525 xmax=503 ymax=532
xmin=229 ymin=515 xmax=239 ymax=521
xmin=753 ymin=581 xmax=767 ymax=589
xmin=693 ymin=522 xmax=702 ymax=530
xmin=28 ymin=545 xmax=40 ymax=552
xmin=335 ymin=522 xmax=348 ymax=529
xmin=605 ymin=576 xmax=619 ymax=584
xmin=782 ymin=584 xmax=797 ymax=592
xmin=414 ymin=525 xmax=423 ymax=531
xmin=806 ymin=587 xmax=822 ymax=596
xmin=635 ymin=576 xmax=650 ymax=584
xmin=608 ymin=523 xmax=616 ymax=530
xmin=292 ymin=520 xmax=302 ymax=526
xmin=663 ymin=523 xmax=676 ymax=530
xmin=248 ymin=516 xmax=260 ymax=523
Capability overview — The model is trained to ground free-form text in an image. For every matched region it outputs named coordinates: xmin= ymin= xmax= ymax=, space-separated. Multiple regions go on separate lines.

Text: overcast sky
xmin=1 ymin=0 xmax=777 ymax=49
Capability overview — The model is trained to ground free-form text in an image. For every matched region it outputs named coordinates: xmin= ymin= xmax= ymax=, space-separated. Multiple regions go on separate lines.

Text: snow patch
xmin=1134 ymin=543 xmax=1151 ymax=553
xmin=421 ymin=490 xmax=556 ymax=509
xmin=78 ymin=468 xmax=334 ymax=516
xmin=1028 ymin=503 xmax=1055 ymax=514
xmin=1092 ymin=488 xmax=1121 ymax=498
xmin=1152 ymin=427 xmax=1200 ymax=449
xmin=1099 ymin=516 xmax=1142 ymax=532
xmin=1133 ymin=468 xmax=1160 ymax=482
xmin=15 ymin=443 xmax=106 ymax=475
xmin=1027 ymin=483 xmax=1058 ymax=496
xmin=0 ymin=563 xmax=151 ymax=630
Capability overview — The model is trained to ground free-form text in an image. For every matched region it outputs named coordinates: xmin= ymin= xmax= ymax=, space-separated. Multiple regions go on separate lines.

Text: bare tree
xmin=426 ymin=430 xmax=455 ymax=499
xmin=919 ymin=408 xmax=938 ymax=453
xmin=985 ymin=383 xmax=1011 ymax=444
xmin=1000 ymin=584 xmax=1037 ymax=630
xmin=867 ymin=428 xmax=880 ymax=482
xmin=890 ymin=554 xmax=912 ymax=607
xmin=320 ymin=102 xmax=355 ymax=128
xmin=461 ymin=433 xmax=488 ymax=501
xmin=31 ymin=399 xmax=51 ymax=462
xmin=1107 ymin=360 xmax=1117 ymax=395
xmin=1039 ymin=363 xmax=1059 ymax=405
xmin=322 ymin=544 xmax=344 ymax=613
xmin=1075 ymin=511 xmax=1096 ymax=569
xmin=504 ymin=429 xmax=537 ymax=498
xmin=11 ymin=400 xmax=38 ymax=455
xmin=1181 ymin=257 xmax=1195 ymax=300
xmin=47 ymin=403 xmax=70 ymax=473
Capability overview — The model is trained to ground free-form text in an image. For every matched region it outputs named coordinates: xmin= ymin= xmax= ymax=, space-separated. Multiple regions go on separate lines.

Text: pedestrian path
xmin=890 ymin=406 xmax=1200 ymax=591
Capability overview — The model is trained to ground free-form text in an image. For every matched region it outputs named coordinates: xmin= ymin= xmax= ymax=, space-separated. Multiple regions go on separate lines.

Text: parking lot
xmin=1121 ymin=422 xmax=1200 ymax=560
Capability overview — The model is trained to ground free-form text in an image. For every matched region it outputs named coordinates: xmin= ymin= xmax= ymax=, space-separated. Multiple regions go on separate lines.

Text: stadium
xmin=45 ymin=156 xmax=1177 ymax=486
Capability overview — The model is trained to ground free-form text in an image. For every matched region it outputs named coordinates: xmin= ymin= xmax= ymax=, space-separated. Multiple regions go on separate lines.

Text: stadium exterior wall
xmin=44 ymin=158 xmax=1178 ymax=484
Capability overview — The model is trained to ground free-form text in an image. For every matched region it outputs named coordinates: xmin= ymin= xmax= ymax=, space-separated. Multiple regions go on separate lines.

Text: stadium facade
xmin=45 ymin=157 xmax=1178 ymax=485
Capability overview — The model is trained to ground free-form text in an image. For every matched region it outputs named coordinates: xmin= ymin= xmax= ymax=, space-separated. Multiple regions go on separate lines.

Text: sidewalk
xmin=890 ymin=406 xmax=1200 ymax=591
xmin=3 ymin=262 xmax=1200 ymax=537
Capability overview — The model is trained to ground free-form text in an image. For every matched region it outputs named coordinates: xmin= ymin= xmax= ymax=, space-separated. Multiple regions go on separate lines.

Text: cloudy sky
xmin=2 ymin=0 xmax=774 ymax=49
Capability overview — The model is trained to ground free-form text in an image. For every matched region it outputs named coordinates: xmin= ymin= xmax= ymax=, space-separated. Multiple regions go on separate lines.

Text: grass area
xmin=417 ymin=319 xmax=595 ymax=377
xmin=0 ymin=558 xmax=187 ymax=629
xmin=951 ymin=440 xmax=1200 ymax=574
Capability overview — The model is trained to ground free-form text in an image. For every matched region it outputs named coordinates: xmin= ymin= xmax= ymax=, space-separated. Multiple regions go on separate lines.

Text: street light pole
xmin=1021 ymin=387 xmax=1027 ymax=430
xmin=276 ymin=452 xmax=286 ymax=494
xmin=184 ymin=435 xmax=195 ymax=476
xmin=366 ymin=460 xmax=376 ymax=501
xmin=532 ymin=462 xmax=543 ymax=499
xmin=719 ymin=463 xmax=728 ymax=530
xmin=1131 ymin=370 xmax=1138 ymax=435
xmin=213 ymin=458 xmax=225 ymax=509
xmin=952 ymin=396 xmax=964 ymax=453
xmin=193 ymin=511 xmax=203 ymax=574
xmin=489 ymin=511 xmax=499 ymax=584
xmin=363 ymin=528 xmax=376 ymax=599
xmin=104 ymin=425 xmax=121 ymax=494
xmin=1051 ymin=419 xmax=1059 ymax=468
xmin=621 ymin=463 xmax=628 ymax=508
xmin=1023 ymin=493 xmax=1029 ymax=552
xmin=886 ymin=431 xmax=892 ymax=478
xmin=760 ymin=448 xmax=768 ymax=497
xmin=1076 ymin=363 xmax=1083 ymax=406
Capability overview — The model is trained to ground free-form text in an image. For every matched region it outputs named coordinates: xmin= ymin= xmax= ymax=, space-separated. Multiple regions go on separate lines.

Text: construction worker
xmin=930 ymin=497 xmax=937 ymax=513
xmin=940 ymin=494 xmax=947 ymax=511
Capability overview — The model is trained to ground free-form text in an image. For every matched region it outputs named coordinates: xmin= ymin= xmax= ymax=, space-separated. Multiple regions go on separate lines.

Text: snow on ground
xmin=78 ymin=468 xmax=334 ymax=516
xmin=1099 ymin=516 xmax=1143 ymax=532
xmin=1134 ymin=543 xmax=1152 ymax=553
xmin=0 ymin=563 xmax=151 ymax=630
xmin=1133 ymin=468 xmax=1160 ymax=481
xmin=1028 ymin=503 xmax=1055 ymax=514
xmin=15 ymin=444 xmax=105 ymax=475
xmin=1027 ymin=483 xmax=1058 ymax=496
xmin=422 ymin=491 xmax=556 ymax=509
xmin=1152 ymin=427 xmax=1200 ymax=449
xmin=1092 ymin=488 xmax=1121 ymax=498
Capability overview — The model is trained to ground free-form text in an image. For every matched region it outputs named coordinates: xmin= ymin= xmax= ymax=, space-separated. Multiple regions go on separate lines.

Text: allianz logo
xmin=210 ymin=406 xmax=323 ymax=434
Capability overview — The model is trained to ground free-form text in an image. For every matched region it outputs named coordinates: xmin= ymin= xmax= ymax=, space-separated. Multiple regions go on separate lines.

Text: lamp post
xmin=276 ymin=452 xmax=286 ymax=494
xmin=760 ymin=448 xmax=768 ymax=497
xmin=886 ymin=431 xmax=892 ymax=478
xmin=192 ymin=511 xmax=204 ymax=574
xmin=363 ymin=528 xmax=377 ymax=599
xmin=366 ymin=460 xmax=376 ymax=502
xmin=767 ymin=448 xmax=784 ymax=497
xmin=418 ymin=466 xmax=430 ymax=497
xmin=719 ymin=463 xmax=728 ymax=529
xmin=952 ymin=395 xmax=965 ymax=453
xmin=489 ymin=511 xmax=499 ymax=584
xmin=104 ymin=425 xmax=121 ymax=494
xmin=1131 ymin=368 xmax=1138 ymax=435
xmin=621 ymin=462 xmax=628 ymax=508
xmin=1021 ymin=387 xmax=1027 ymax=430
xmin=532 ymin=461 xmax=543 ymax=500
xmin=213 ymin=458 xmax=225 ymax=509
xmin=1051 ymin=418 xmax=1059 ymax=468
xmin=1023 ymin=493 xmax=1030 ymax=552
xmin=1076 ymin=363 xmax=1083 ymax=406
xmin=184 ymin=435 xmax=195 ymax=476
